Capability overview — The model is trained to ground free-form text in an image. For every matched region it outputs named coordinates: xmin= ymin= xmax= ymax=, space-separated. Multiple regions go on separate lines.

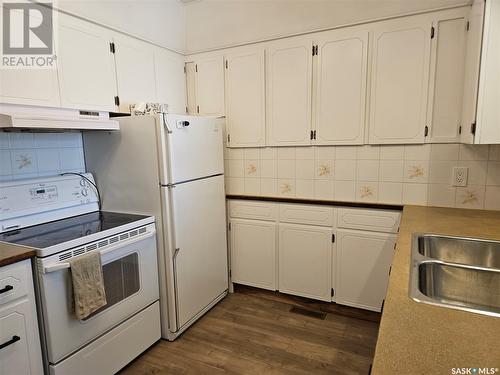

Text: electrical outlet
xmin=452 ymin=167 xmax=468 ymax=187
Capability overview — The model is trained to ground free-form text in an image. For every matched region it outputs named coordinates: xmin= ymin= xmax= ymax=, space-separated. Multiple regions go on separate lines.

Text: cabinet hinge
xmin=195 ymin=64 xmax=198 ymax=73
xmin=197 ymin=105 xmax=200 ymax=114
xmin=310 ymin=130 xmax=314 ymax=140
xmin=430 ymin=26 xmax=435 ymax=39
xmin=229 ymin=269 xmax=232 ymax=278
xmin=313 ymin=130 xmax=317 ymax=140
xmin=312 ymin=45 xmax=315 ymax=56
xmin=109 ymin=42 xmax=115 ymax=54
xmin=458 ymin=125 xmax=462 ymax=135
xmin=183 ymin=65 xmax=186 ymax=74
xmin=331 ymin=233 xmax=335 ymax=243
xmin=185 ymin=106 xmax=188 ymax=113
xmin=466 ymin=21 xmax=470 ymax=31
xmin=227 ymin=133 xmax=231 ymax=143
xmin=225 ymin=60 xmax=228 ymax=69
xmin=114 ymin=96 xmax=120 ymax=106
xmin=471 ymin=122 xmax=476 ymax=135
xmin=424 ymin=125 xmax=429 ymax=137
xmin=394 ymin=242 xmax=397 ymax=250
xmin=228 ymin=222 xmax=231 ymax=231
xmin=315 ymin=45 xmax=318 ymax=55
xmin=331 ymin=288 xmax=335 ymax=297
xmin=381 ymin=299 xmax=385 ymax=313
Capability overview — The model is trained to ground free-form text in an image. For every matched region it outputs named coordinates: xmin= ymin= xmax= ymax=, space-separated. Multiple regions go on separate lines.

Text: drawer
xmin=279 ymin=204 xmax=334 ymax=227
xmin=337 ymin=208 xmax=401 ymax=233
xmin=0 ymin=260 xmax=31 ymax=306
xmin=229 ymin=200 xmax=278 ymax=221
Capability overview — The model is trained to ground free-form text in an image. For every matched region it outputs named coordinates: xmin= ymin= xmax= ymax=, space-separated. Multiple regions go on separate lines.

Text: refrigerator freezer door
xmin=168 ymin=175 xmax=228 ymax=329
xmin=164 ymin=114 xmax=224 ymax=184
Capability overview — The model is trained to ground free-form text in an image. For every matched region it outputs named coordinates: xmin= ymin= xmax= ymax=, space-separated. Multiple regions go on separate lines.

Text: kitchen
xmin=0 ymin=0 xmax=499 ymax=374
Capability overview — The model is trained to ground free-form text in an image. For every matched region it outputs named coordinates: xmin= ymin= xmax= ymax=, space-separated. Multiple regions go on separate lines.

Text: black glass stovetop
xmin=0 ymin=211 xmax=149 ymax=249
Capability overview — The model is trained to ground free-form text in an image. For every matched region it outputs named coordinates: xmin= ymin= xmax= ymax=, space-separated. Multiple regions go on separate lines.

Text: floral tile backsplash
xmin=0 ymin=132 xmax=85 ymax=182
xmin=224 ymin=144 xmax=500 ymax=210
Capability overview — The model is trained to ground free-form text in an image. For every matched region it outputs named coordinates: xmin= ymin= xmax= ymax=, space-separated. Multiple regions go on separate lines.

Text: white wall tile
xmin=0 ymin=150 xmax=12 ymax=176
xmin=277 ymin=147 xmax=295 ymax=159
xmin=58 ymin=133 xmax=83 ymax=148
xmin=277 ymin=179 xmax=295 ymax=197
xmin=404 ymin=144 xmax=431 ymax=160
xmin=11 ymin=150 xmax=37 ymax=175
xmin=295 ymin=159 xmax=314 ymax=179
xmin=9 ymin=133 xmax=34 ymax=149
xmin=296 ymin=179 xmax=314 ymax=198
xmin=277 ymin=159 xmax=295 ymax=179
xmin=34 ymin=133 xmax=60 ymax=148
xmin=357 ymin=145 xmax=380 ymax=160
xmin=379 ymin=160 xmax=404 ymax=182
xmin=403 ymin=183 xmax=428 ymax=205
xmin=335 ymin=146 xmax=357 ymax=159
xmin=459 ymin=160 xmax=487 ymax=186
xmin=244 ymin=148 xmax=260 ymax=160
xmin=429 ymin=161 xmax=455 ymax=184
xmin=295 ymin=147 xmax=314 ymax=160
xmin=227 ymin=177 xmax=244 ymax=194
xmin=379 ymin=182 xmax=403 ymax=204
xmin=36 ymin=149 xmax=60 ymax=172
xmin=314 ymin=146 xmax=335 ymax=160
xmin=261 ymin=178 xmax=277 ymax=196
xmin=60 ymin=148 xmax=85 ymax=171
xmin=260 ymin=147 xmax=277 ymax=160
xmin=334 ymin=180 xmax=355 ymax=201
xmin=0 ymin=133 xmax=9 ymax=149
xmin=459 ymin=144 xmax=489 ymax=161
xmin=485 ymin=186 xmax=500 ymax=210
xmin=487 ymin=162 xmax=500 ymax=186
xmin=488 ymin=145 xmax=500 ymax=161
xmin=314 ymin=180 xmax=334 ymax=200
xmin=226 ymin=148 xmax=244 ymax=160
xmin=334 ymin=159 xmax=356 ymax=181
xmin=455 ymin=185 xmax=485 ymax=210
xmin=244 ymin=178 xmax=261 ymax=195
xmin=380 ymin=145 xmax=404 ymax=160
xmin=427 ymin=184 xmax=456 ymax=208
xmin=404 ymin=160 xmax=429 ymax=183
xmin=261 ymin=159 xmax=277 ymax=178
xmin=228 ymin=159 xmax=244 ymax=177
xmin=430 ymin=144 xmax=459 ymax=160
xmin=244 ymin=159 xmax=260 ymax=178
xmin=356 ymin=160 xmax=379 ymax=181
xmin=315 ymin=160 xmax=333 ymax=180
xmin=356 ymin=181 xmax=378 ymax=202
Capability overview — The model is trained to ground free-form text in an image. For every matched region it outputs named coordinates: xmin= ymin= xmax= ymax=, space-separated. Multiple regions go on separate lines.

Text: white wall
xmin=56 ymin=0 xmax=186 ymax=52
xmin=185 ymin=0 xmax=470 ymax=53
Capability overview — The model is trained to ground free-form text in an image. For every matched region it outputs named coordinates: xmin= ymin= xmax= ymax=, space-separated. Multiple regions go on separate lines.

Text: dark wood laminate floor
xmin=121 ymin=285 xmax=380 ymax=375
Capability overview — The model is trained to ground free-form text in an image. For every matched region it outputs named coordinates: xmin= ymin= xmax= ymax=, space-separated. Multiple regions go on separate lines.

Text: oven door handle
xmin=42 ymin=230 xmax=156 ymax=274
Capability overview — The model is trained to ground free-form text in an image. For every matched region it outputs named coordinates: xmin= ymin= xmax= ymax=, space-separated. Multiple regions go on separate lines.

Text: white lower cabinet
xmin=336 ymin=229 xmax=396 ymax=312
xmin=0 ymin=260 xmax=43 ymax=375
xmin=278 ymin=224 xmax=333 ymax=302
xmin=230 ymin=218 xmax=277 ymax=290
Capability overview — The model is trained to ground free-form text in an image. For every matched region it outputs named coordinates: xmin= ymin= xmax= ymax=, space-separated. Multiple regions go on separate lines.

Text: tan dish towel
xmin=70 ymin=252 xmax=107 ymax=320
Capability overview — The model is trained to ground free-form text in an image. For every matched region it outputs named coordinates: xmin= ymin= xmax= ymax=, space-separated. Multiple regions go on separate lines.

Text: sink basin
xmin=410 ymin=234 xmax=500 ymax=318
xmin=418 ymin=234 xmax=500 ymax=269
xmin=418 ymin=262 xmax=500 ymax=315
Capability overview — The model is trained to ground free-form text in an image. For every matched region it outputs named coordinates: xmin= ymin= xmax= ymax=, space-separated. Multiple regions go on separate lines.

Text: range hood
xmin=0 ymin=104 xmax=120 ymax=131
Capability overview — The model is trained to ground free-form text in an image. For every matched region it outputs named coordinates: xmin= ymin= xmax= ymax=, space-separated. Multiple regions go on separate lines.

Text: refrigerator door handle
xmin=162 ymin=113 xmax=173 ymax=134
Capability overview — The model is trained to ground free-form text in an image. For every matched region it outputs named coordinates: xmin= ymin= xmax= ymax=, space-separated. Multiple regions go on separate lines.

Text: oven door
xmin=36 ymin=223 xmax=159 ymax=364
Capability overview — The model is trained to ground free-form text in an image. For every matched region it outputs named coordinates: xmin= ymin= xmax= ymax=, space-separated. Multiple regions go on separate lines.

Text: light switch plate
xmin=452 ymin=167 xmax=468 ymax=187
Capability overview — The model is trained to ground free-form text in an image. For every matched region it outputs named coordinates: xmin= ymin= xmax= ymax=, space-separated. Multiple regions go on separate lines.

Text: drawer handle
xmin=0 ymin=335 xmax=20 ymax=350
xmin=0 ymin=285 xmax=13 ymax=294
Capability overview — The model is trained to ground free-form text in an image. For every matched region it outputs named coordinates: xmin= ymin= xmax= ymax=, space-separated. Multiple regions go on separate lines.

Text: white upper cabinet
xmin=475 ymin=0 xmax=500 ymax=144
xmin=426 ymin=15 xmax=467 ymax=143
xmin=368 ymin=18 xmax=432 ymax=144
xmin=313 ymin=28 xmax=368 ymax=145
xmin=113 ymin=35 xmax=157 ymax=113
xmin=461 ymin=0 xmax=484 ymax=144
xmin=0 ymin=5 xmax=60 ymax=107
xmin=185 ymin=62 xmax=197 ymax=115
xmin=194 ymin=56 xmax=225 ymax=116
xmin=225 ymin=49 xmax=266 ymax=147
xmin=155 ymin=48 xmax=186 ymax=114
xmin=57 ymin=14 xmax=117 ymax=112
xmin=266 ymin=37 xmax=314 ymax=146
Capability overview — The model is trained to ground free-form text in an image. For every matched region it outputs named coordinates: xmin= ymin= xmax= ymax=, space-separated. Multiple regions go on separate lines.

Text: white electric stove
xmin=0 ymin=174 xmax=161 ymax=375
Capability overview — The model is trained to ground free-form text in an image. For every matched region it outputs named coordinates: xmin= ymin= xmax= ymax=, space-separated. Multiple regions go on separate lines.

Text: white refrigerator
xmin=84 ymin=113 xmax=228 ymax=340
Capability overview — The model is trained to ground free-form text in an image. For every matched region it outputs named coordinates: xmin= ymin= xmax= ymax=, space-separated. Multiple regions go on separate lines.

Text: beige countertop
xmin=0 ymin=242 xmax=35 ymax=268
xmin=372 ymin=205 xmax=500 ymax=374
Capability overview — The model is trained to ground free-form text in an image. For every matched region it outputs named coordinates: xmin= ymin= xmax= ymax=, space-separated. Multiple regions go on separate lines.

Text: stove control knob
xmin=81 ymin=189 xmax=88 ymax=197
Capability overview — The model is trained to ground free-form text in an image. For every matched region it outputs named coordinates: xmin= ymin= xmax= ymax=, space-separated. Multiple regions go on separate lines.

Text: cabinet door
xmin=279 ymin=224 xmax=332 ymax=302
xmin=314 ymin=29 xmax=368 ymax=145
xmin=0 ymin=5 xmax=60 ymax=107
xmin=225 ymin=49 xmax=266 ymax=147
xmin=426 ymin=17 xmax=466 ymax=143
xmin=185 ymin=62 xmax=197 ymax=115
xmin=155 ymin=48 xmax=186 ymax=114
xmin=195 ymin=57 xmax=224 ymax=115
xmin=267 ymin=37 xmax=313 ymax=146
xmin=57 ymin=14 xmax=117 ymax=111
xmin=368 ymin=19 xmax=432 ymax=144
xmin=460 ymin=0 xmax=484 ymax=144
xmin=0 ymin=299 xmax=43 ymax=375
xmin=336 ymin=229 xmax=396 ymax=311
xmin=230 ymin=219 xmax=276 ymax=290
xmin=476 ymin=0 xmax=500 ymax=144
xmin=113 ymin=35 xmax=157 ymax=112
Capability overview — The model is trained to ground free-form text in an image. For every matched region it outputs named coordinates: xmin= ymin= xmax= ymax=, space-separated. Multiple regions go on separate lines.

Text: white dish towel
xmin=70 ymin=252 xmax=107 ymax=320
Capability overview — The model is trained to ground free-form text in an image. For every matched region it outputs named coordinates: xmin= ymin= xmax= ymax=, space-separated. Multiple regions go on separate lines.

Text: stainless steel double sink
xmin=410 ymin=234 xmax=500 ymax=317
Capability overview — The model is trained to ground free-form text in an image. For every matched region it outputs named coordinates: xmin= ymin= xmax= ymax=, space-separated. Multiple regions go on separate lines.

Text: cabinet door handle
xmin=0 ymin=285 xmax=13 ymax=294
xmin=0 ymin=335 xmax=20 ymax=350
